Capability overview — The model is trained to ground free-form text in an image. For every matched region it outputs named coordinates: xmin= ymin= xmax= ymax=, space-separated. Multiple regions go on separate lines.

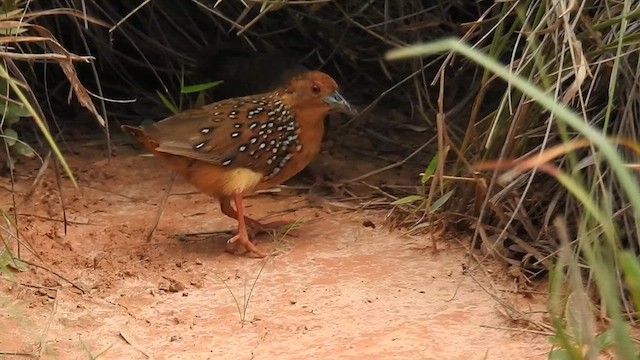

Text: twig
xmin=478 ymin=324 xmax=553 ymax=336
xmin=19 ymin=151 xmax=51 ymax=207
xmin=3 ymin=130 xmax=19 ymax=258
xmin=51 ymin=157 xmax=68 ymax=236
xmin=345 ymin=137 xmax=435 ymax=183
xmin=358 ymin=181 xmax=399 ymax=202
xmin=0 ymin=352 xmax=34 ymax=358
xmin=146 ymin=173 xmax=176 ymax=241
xmin=338 ymin=65 xmax=432 ymax=131
xmin=109 ymin=0 xmax=152 ymax=33
xmin=21 ymin=259 xmax=86 ymax=294
xmin=19 ymin=283 xmax=59 ymax=291
xmin=37 ymin=289 xmax=59 ymax=358
xmin=253 ymin=203 xmax=312 ymax=222
xmin=0 ymin=52 xmax=92 ymax=62
xmin=15 ymin=214 xmax=93 ymax=226
xmin=79 ymin=184 xmax=149 ymax=203
xmin=236 ymin=3 xmax=273 ymax=36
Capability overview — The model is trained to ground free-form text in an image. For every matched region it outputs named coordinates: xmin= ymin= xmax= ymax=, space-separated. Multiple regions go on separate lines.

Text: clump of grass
xmin=215 ymin=257 xmax=270 ymax=327
xmin=0 ymin=2 xmax=107 ymax=355
xmin=386 ymin=29 xmax=640 ymax=357
xmin=378 ymin=1 xmax=640 ymax=287
xmin=382 ymin=9 xmax=640 ymax=359
xmin=0 ymin=0 xmax=108 ymax=267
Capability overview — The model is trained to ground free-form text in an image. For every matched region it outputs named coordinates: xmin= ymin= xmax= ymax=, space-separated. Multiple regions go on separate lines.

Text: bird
xmin=122 ymin=71 xmax=355 ymax=257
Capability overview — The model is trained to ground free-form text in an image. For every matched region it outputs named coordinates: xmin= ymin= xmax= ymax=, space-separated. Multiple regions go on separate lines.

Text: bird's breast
xmin=256 ymin=118 xmax=324 ymax=190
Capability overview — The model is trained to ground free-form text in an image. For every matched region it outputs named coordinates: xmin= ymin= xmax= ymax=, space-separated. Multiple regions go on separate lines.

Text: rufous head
xmin=282 ymin=71 xmax=356 ymax=115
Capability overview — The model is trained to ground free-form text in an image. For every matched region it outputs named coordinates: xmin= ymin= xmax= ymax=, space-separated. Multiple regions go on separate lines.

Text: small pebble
xmin=166 ymin=279 xmax=186 ymax=293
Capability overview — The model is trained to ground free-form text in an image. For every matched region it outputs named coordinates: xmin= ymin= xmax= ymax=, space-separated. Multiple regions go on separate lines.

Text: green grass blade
xmin=180 ymin=80 xmax=223 ymax=94
xmin=391 ymin=195 xmax=423 ymax=205
xmin=620 ymin=251 xmax=640 ymax=314
xmin=156 ymin=90 xmax=179 ymax=115
xmin=0 ymin=64 xmax=77 ymax=188
xmin=428 ymin=190 xmax=454 ymax=214
xmin=421 ymin=153 xmax=439 ymax=184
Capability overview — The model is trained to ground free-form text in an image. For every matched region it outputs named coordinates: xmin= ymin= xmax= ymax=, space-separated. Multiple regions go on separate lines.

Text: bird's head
xmin=282 ymin=71 xmax=356 ymax=116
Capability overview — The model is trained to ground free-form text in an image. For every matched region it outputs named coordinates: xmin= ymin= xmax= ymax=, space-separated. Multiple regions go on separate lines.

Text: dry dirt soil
xmin=0 ymin=144 xmax=551 ymax=359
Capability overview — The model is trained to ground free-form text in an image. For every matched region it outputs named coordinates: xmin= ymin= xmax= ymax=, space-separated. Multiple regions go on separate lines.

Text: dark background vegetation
xmin=28 ymin=1 xmax=488 ymax=125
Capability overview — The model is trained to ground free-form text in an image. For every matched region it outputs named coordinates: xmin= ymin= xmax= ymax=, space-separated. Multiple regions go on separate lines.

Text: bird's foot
xmin=225 ymin=232 xmax=268 ymax=258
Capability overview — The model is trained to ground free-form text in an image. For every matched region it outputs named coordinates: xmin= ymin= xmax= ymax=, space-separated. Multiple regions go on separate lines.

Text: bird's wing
xmin=145 ymin=93 xmax=302 ymax=177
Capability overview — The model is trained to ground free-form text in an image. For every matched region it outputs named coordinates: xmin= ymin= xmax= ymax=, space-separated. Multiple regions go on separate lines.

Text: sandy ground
xmin=0 ymin=144 xmax=551 ymax=359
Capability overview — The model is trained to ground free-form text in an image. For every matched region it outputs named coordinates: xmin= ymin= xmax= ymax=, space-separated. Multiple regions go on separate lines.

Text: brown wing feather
xmin=143 ymin=92 xmax=303 ymax=178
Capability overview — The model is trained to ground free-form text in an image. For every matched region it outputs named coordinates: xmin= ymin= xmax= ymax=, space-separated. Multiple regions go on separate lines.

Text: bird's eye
xmin=311 ymin=84 xmax=321 ymax=95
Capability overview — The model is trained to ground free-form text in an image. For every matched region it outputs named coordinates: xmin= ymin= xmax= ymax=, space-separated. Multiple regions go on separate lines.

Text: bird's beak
xmin=325 ymin=91 xmax=357 ymax=115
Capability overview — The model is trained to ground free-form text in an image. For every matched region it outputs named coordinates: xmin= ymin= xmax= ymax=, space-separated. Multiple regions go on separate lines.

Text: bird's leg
xmin=219 ymin=197 xmax=290 ymax=233
xmin=225 ymin=193 xmax=267 ymax=258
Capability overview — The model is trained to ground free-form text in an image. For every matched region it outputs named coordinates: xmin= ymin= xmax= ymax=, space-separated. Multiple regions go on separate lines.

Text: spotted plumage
xmin=135 ymin=89 xmax=306 ymax=182
xmin=121 ymin=71 xmax=355 ymax=258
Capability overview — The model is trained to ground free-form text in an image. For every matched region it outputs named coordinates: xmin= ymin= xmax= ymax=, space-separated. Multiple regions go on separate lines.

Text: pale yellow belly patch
xmin=222 ymin=168 xmax=264 ymax=195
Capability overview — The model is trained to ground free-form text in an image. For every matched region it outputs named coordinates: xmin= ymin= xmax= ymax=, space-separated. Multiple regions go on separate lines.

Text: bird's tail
xmin=121 ymin=125 xmax=159 ymax=153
